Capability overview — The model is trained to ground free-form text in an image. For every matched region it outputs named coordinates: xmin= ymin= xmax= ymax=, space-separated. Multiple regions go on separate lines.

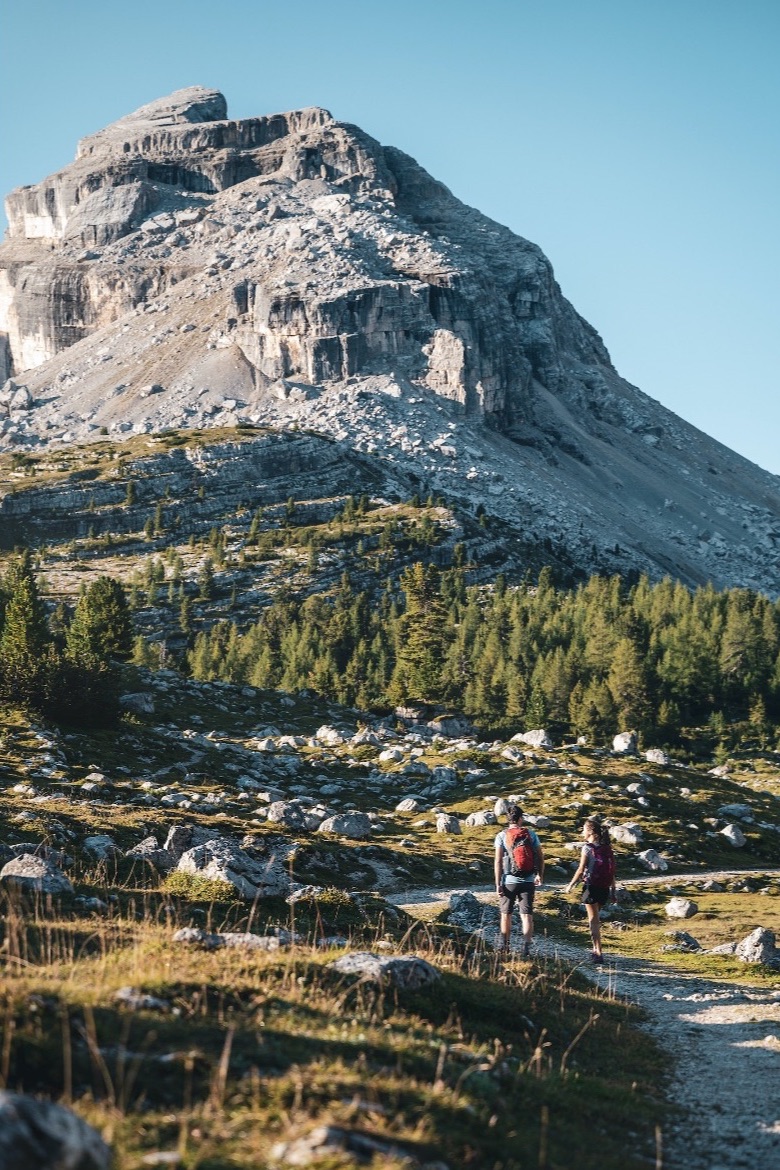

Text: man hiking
xmin=494 ymin=804 xmax=544 ymax=957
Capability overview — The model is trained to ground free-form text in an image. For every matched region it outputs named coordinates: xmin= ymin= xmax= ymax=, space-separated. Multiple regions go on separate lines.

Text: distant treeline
xmin=186 ymin=565 xmax=780 ymax=742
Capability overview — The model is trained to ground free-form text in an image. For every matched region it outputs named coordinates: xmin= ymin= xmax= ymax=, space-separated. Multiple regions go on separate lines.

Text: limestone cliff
xmin=1 ymin=87 xmax=779 ymax=593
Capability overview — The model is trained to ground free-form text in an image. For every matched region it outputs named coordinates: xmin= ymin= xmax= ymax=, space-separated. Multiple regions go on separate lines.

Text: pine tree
xmin=607 ymin=637 xmax=651 ymax=731
xmin=391 ymin=563 xmax=450 ymax=702
xmin=0 ymin=551 xmax=50 ymax=703
xmin=65 ymin=577 xmax=133 ymax=664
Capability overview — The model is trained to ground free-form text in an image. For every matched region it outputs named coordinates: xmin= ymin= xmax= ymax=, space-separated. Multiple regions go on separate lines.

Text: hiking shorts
xmin=582 ymin=884 xmax=611 ymax=907
xmin=499 ymin=879 xmax=535 ymax=915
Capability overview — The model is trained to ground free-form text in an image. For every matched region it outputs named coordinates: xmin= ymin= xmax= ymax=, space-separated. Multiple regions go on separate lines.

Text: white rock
xmin=612 ymin=731 xmax=638 ymax=754
xmin=317 ymin=812 xmax=372 ymax=839
xmin=315 ymin=725 xmax=346 ymax=746
xmin=637 ymin=848 xmax=668 ymax=872
xmin=644 ymin=748 xmax=669 ymax=765
xmin=465 ymin=809 xmax=497 ymax=827
xmin=511 ymin=729 xmax=553 ymax=749
xmin=0 ymin=854 xmax=73 ymax=895
xmin=329 ymin=951 xmax=440 ymax=989
xmin=720 ymin=824 xmax=746 ymax=847
xmin=666 ymin=897 xmax=698 ymax=919
xmin=436 ymin=813 xmax=461 ymax=834
xmin=610 ymin=823 xmax=644 ymax=847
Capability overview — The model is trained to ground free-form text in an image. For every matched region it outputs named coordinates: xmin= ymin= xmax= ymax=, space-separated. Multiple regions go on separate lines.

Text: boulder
xmin=0 ymin=854 xmax=73 ymax=895
xmin=525 ymin=813 xmax=550 ymax=830
xmin=329 ymin=951 xmax=440 ymax=990
xmin=662 ymin=930 xmax=701 ymax=952
xmin=82 ymin=834 xmax=120 ymax=861
xmin=465 ymin=809 xmax=497 ymax=827
xmin=118 ymin=691 xmax=155 ymax=715
xmin=436 ymin=813 xmax=461 ymax=834
xmin=378 ymin=747 xmax=404 ymax=763
xmin=0 ymin=1091 xmax=111 ymax=1170
xmin=644 ymin=748 xmax=669 ymax=765
xmin=717 ymin=803 xmax=753 ymax=821
xmin=637 ymin=848 xmax=668 ymax=872
xmin=610 ymin=823 xmax=644 ymax=847
xmin=162 ymin=823 xmax=214 ymax=861
xmin=735 ymin=927 xmax=777 ymax=965
xmin=125 ymin=836 xmax=175 ymax=871
xmin=493 ymin=798 xmax=510 ymax=818
xmin=315 ymin=725 xmax=345 ymax=746
xmin=114 ymin=986 xmax=170 ymax=1010
xmin=666 ymin=897 xmax=698 ymax=919
xmin=612 ymin=731 xmax=638 ymax=754
xmin=270 ymin=1124 xmax=415 ymax=1166
xmin=267 ymin=800 xmax=307 ymax=829
xmin=511 ymin=729 xmax=553 ymax=749
xmin=176 ymin=838 xmax=289 ymax=897
xmin=427 ymin=714 xmax=473 ymax=736
xmin=395 ymin=798 xmax=422 ymax=813
xmin=317 ymin=812 xmax=372 ymax=839
xmin=448 ymin=890 xmax=492 ymax=932
xmin=720 ymin=824 xmax=746 ymax=848
xmin=172 ymin=927 xmax=289 ymax=951
xmin=431 ymin=765 xmax=457 ymax=787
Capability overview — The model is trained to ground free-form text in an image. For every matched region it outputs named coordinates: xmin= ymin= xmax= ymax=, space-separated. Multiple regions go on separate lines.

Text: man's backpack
xmin=586 ymin=843 xmax=614 ymax=886
xmin=503 ymin=826 xmax=536 ymax=877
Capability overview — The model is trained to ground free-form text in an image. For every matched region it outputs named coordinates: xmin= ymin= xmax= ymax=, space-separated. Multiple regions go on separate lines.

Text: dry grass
xmin=0 ymin=883 xmax=667 ymax=1170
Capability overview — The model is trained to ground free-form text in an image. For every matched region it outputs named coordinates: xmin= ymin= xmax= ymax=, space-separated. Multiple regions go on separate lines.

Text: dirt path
xmin=387 ymin=874 xmax=780 ymax=1170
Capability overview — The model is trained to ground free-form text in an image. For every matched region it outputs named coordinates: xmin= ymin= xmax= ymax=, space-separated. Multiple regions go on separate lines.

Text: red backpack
xmin=586 ymin=842 xmax=615 ymax=886
xmin=503 ymin=826 xmax=537 ymax=877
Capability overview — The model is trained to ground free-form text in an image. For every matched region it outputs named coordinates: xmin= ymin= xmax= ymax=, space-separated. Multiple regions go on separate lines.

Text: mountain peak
xmin=76 ymin=87 xmax=229 ymax=158
xmin=1 ymin=89 xmax=779 ymax=592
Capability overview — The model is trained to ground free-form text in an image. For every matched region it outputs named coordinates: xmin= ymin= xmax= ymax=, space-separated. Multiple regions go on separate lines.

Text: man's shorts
xmin=582 ymin=883 xmax=611 ymax=907
xmin=499 ymin=879 xmax=535 ymax=915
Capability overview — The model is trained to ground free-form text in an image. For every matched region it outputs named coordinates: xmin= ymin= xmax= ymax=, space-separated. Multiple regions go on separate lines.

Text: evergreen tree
xmin=391 ymin=563 xmax=449 ymax=702
xmin=607 ymin=637 xmax=651 ymax=731
xmin=0 ymin=551 xmax=50 ymax=703
xmin=65 ymin=577 xmax=133 ymax=664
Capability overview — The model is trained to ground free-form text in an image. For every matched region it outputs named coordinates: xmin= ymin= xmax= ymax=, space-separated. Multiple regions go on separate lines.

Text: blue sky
xmin=1 ymin=0 xmax=778 ymax=473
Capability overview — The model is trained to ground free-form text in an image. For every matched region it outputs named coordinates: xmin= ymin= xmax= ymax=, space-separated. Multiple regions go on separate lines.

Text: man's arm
xmin=494 ymin=843 xmax=504 ymax=892
xmin=534 ymin=840 xmax=545 ymax=886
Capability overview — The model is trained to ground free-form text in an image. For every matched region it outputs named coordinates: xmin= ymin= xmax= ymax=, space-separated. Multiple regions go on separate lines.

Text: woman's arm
xmin=565 ymin=847 xmax=587 ymax=893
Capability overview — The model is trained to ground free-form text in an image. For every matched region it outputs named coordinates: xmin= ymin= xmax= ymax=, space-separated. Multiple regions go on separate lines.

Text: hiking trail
xmin=387 ymin=871 xmax=780 ymax=1170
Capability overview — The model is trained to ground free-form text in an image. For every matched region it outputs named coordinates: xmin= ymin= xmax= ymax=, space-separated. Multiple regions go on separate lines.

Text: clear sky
xmin=1 ymin=0 xmax=778 ymax=473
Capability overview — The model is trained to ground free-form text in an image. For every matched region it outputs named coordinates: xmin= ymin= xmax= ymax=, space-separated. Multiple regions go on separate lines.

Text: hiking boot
xmin=592 ymin=951 xmax=604 ymax=965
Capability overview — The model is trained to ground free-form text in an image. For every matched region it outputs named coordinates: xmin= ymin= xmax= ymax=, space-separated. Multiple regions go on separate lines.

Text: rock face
xmin=3 ymin=86 xmax=780 ymax=591
xmin=0 ymin=1090 xmax=111 ymax=1170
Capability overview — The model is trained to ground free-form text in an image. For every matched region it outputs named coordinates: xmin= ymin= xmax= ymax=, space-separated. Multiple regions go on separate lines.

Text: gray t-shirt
xmin=494 ymin=827 xmax=541 ymax=886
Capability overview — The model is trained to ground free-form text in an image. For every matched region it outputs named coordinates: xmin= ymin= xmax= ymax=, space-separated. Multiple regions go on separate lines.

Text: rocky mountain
xmin=2 ymin=86 xmax=779 ymax=592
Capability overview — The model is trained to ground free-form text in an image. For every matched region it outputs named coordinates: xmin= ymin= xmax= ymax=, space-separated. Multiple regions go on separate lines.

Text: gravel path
xmin=388 ymin=873 xmax=780 ymax=1170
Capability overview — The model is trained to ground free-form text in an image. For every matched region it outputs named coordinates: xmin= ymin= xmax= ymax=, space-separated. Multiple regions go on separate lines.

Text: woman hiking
xmin=565 ymin=817 xmax=616 ymax=964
